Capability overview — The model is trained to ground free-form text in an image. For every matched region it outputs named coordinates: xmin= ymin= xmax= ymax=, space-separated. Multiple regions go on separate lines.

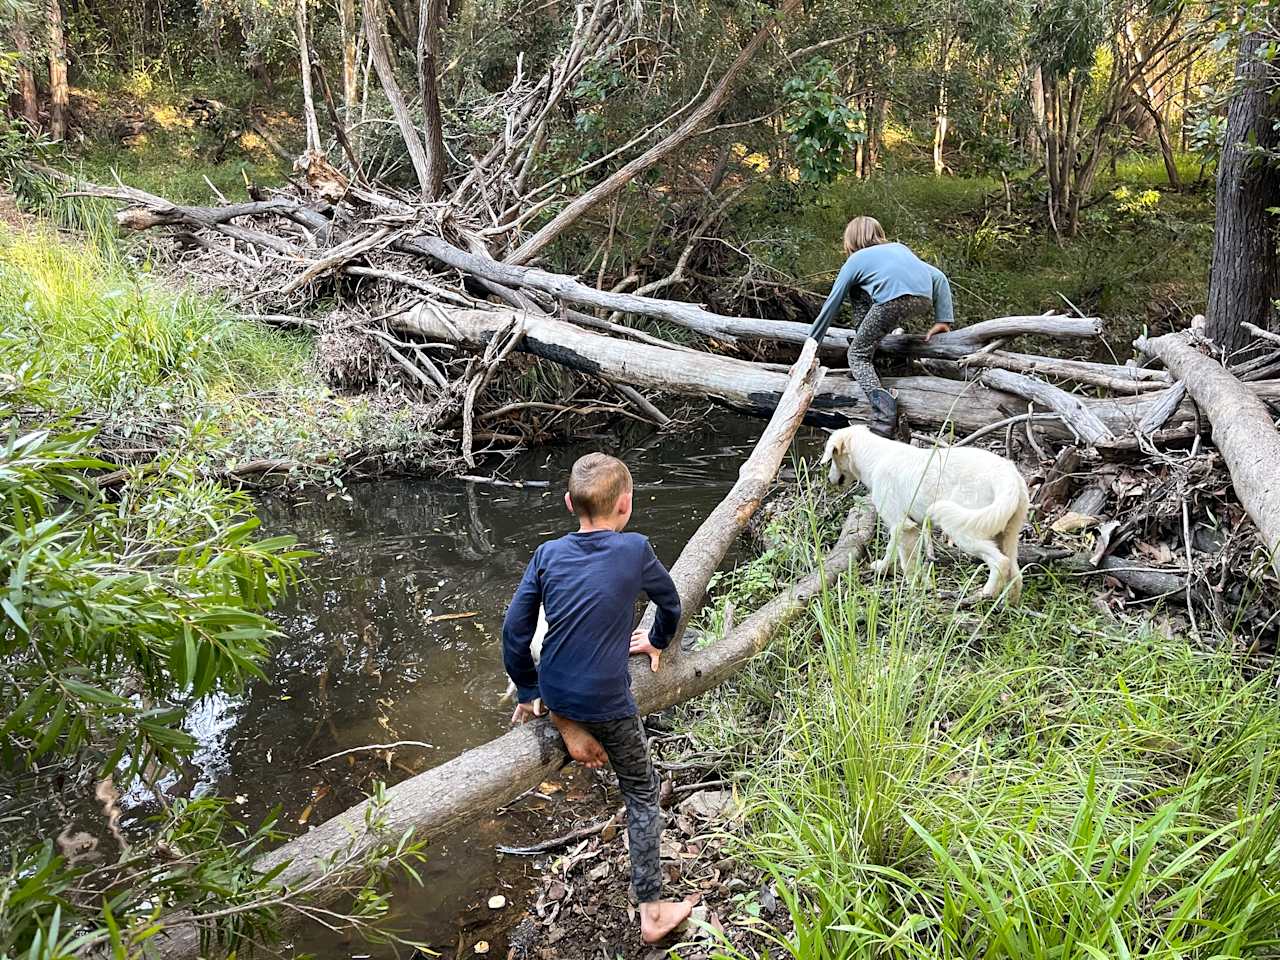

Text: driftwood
xmin=1022 ymin=545 xmax=1198 ymax=600
xmin=978 ymin=368 xmax=1116 ymax=445
xmin=393 ymin=303 xmax=1280 ymax=440
xmin=1138 ymin=331 xmax=1280 ymax=574
xmin=410 ymin=235 xmax=1103 ymax=356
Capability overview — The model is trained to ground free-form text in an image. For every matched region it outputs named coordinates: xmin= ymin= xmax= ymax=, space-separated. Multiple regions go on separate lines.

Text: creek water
xmin=157 ymin=413 xmax=821 ymax=956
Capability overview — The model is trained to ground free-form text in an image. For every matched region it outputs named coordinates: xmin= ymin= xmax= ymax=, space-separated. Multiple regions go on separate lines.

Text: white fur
xmin=821 ymin=426 xmax=1029 ymax=602
xmin=500 ymin=606 xmax=547 ymax=703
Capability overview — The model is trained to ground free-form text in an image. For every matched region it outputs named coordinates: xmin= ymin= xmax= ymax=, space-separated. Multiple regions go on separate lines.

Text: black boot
xmin=867 ymin=388 xmax=899 ymax=439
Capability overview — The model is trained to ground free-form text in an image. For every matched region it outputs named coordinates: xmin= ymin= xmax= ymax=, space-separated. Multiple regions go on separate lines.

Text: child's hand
xmin=924 ymin=322 xmax=951 ymax=342
xmin=511 ymin=698 xmax=545 ymax=725
xmin=629 ymin=628 xmax=662 ymax=672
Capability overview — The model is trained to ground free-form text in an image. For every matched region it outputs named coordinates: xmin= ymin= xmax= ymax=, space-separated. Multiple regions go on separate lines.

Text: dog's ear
xmin=820 ymin=430 xmax=844 ymax=466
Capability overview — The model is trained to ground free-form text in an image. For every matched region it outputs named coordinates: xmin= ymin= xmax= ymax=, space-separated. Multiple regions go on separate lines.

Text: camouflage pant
xmin=846 ymin=293 xmax=932 ymax=399
xmin=578 ymin=715 xmax=662 ymax=903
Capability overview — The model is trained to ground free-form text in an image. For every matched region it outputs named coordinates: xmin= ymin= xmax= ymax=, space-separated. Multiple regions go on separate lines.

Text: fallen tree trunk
xmin=632 ymin=502 xmax=875 ymax=712
xmin=409 ymin=234 xmax=1102 ymax=358
xmin=393 ymin=304 xmax=1280 ymax=438
xmin=978 ymin=368 xmax=1115 ymax=445
xmin=149 ymin=335 xmax=825 ymax=958
xmin=1138 ymin=331 xmax=1280 ymax=574
xmin=648 ymin=337 xmax=823 ymax=640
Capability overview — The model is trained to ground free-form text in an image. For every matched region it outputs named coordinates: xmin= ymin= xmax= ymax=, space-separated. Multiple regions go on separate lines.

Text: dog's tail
xmin=926 ymin=471 xmax=1029 ymax=540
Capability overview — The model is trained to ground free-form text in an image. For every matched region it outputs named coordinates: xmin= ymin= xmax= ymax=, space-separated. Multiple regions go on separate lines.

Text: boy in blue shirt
xmin=502 ymin=453 xmax=692 ymax=943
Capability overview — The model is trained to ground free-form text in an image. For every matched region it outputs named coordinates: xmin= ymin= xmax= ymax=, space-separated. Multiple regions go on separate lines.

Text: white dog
xmin=500 ymin=606 xmax=547 ymax=704
xmin=821 ymin=425 xmax=1029 ymax=602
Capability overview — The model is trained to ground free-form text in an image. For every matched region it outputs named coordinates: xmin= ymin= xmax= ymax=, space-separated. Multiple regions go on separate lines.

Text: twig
xmin=455 ymin=474 xmax=550 ymax=488
xmin=309 ymin=741 xmax=437 ymax=766
xmin=496 ymin=807 xmax=624 ymax=856
xmin=671 ymin=779 xmax=729 ymax=795
xmin=952 ymin=412 xmax=1062 ymax=447
xmin=1243 ymin=321 xmax=1280 ymax=348
xmin=1023 ymin=403 xmax=1047 ymax=460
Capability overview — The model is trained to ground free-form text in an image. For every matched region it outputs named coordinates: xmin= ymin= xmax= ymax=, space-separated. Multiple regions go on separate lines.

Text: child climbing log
xmin=143 ymin=339 xmax=862 ymax=958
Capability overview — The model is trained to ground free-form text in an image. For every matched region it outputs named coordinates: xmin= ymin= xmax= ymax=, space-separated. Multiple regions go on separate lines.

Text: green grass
xmin=73 ymin=140 xmax=283 ymax=205
xmin=679 ymin=485 xmax=1280 ymax=960
xmin=741 ymin=155 xmax=1214 ymax=351
xmin=0 ymin=224 xmax=371 ymax=471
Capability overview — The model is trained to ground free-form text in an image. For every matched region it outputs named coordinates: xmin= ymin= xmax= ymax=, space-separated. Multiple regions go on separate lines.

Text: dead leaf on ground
xmin=1051 ymin=511 xmax=1098 ymax=534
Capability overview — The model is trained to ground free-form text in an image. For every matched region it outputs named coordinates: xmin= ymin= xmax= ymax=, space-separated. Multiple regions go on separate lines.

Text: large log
xmin=149 ymin=335 xmax=827 ymax=958
xmin=391 ymin=304 xmax=1280 ymax=439
xmin=1138 ymin=332 xmax=1280 ymax=574
xmin=407 ymin=235 xmax=1102 ymax=359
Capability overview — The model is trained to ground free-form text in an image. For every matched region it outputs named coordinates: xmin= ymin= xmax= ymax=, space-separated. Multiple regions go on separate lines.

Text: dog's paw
xmin=870 ymin=559 xmax=888 ymax=574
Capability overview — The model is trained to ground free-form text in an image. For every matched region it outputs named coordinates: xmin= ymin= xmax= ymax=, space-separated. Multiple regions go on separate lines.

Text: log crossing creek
xmin=117 ymin=414 xmax=827 ymax=957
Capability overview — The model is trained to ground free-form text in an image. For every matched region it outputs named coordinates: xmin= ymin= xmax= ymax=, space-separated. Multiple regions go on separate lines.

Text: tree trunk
xmin=340 ymin=0 xmax=360 ymax=119
xmin=10 ymin=14 xmax=40 ymax=128
xmin=504 ymin=0 xmax=801 ymax=265
xmin=867 ymin=91 xmax=887 ymax=175
xmin=416 ymin=0 xmax=447 ymax=197
xmin=1150 ymin=103 xmax=1181 ymax=189
xmin=295 ymin=0 xmax=323 ymax=154
xmin=1026 ymin=63 xmax=1045 ymax=157
xmin=1205 ymin=31 xmax=1280 ymax=354
xmin=363 ymin=0 xmax=436 ymax=200
xmin=932 ymin=33 xmax=953 ymax=177
xmin=46 ymin=0 xmax=68 ymax=140
xmin=1139 ymin=331 xmax=1280 ymax=574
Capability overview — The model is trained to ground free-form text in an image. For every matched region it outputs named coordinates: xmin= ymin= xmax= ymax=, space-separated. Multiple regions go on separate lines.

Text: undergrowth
xmin=681 ymin=474 xmax=1280 ymax=960
xmin=742 ymin=154 xmax=1213 ymax=351
xmin=0 ymin=224 xmax=438 ymax=478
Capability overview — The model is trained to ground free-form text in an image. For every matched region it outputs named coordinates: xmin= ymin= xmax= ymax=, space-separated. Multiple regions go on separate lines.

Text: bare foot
xmin=640 ymin=898 xmax=695 ymax=944
xmin=550 ymin=713 xmax=607 ymax=769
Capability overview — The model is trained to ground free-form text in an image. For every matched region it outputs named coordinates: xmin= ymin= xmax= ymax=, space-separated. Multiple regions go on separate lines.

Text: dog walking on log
xmin=808 ymin=216 xmax=956 ymax=438
xmin=821 ymin=426 xmax=1029 ymax=603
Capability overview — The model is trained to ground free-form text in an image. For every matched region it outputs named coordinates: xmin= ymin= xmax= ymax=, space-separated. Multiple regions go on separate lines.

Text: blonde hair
xmin=842 ymin=216 xmax=887 ymax=255
xmin=568 ymin=453 xmax=632 ymax=519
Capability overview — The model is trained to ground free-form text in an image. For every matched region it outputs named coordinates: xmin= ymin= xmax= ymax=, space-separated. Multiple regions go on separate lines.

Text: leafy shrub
xmin=782 ymin=59 xmax=866 ymax=184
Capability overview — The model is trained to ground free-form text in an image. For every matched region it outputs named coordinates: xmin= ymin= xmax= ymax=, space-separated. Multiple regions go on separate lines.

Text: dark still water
xmin=161 ymin=414 xmax=824 ymax=955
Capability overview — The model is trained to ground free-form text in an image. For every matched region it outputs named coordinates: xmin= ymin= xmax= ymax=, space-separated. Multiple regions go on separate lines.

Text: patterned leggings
xmin=577 ymin=715 xmax=662 ymax=903
xmin=846 ymin=293 xmax=932 ymax=399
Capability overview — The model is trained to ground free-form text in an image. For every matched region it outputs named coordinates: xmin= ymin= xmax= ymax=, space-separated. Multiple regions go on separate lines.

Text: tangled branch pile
xmin=35 ymin=0 xmax=1278 ymax=637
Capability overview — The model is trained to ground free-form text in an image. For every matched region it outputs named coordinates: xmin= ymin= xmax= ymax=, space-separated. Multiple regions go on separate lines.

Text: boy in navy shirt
xmin=503 ymin=453 xmax=692 ymax=943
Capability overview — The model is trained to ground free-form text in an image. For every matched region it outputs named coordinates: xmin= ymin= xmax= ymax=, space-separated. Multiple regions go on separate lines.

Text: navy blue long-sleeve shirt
xmin=808 ymin=242 xmax=955 ymax=341
xmin=502 ymin=530 xmax=682 ymax=722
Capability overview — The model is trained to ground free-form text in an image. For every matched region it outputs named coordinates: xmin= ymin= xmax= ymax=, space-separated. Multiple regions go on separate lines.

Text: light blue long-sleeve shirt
xmin=807 ymin=242 xmax=955 ymax=341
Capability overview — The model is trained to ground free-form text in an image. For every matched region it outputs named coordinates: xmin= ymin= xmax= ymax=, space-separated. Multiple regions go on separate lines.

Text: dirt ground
xmin=444 ymin=724 xmax=785 ymax=960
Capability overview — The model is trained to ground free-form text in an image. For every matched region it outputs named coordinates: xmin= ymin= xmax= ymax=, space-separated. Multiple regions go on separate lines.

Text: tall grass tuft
xmin=688 ymin=490 xmax=1280 ymax=960
xmin=0 ymin=224 xmax=354 ymax=467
